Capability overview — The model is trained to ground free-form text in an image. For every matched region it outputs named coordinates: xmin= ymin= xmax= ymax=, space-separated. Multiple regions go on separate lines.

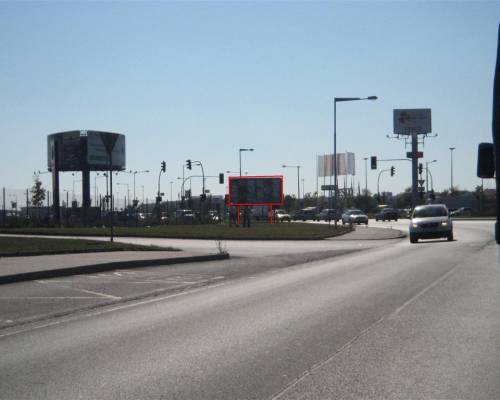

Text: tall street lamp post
xmin=333 ymin=96 xmax=377 ymax=207
xmin=282 ymin=165 xmax=301 ymax=205
xmin=131 ymin=170 xmax=150 ymax=203
xmin=425 ymin=160 xmax=437 ymax=194
xmin=239 ymin=148 xmax=254 ymax=176
xmin=363 ymin=157 xmax=368 ymax=195
xmin=449 ymin=147 xmax=456 ymax=192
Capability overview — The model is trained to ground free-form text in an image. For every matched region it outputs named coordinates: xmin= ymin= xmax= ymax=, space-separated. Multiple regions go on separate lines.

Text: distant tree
xmin=31 ymin=177 xmax=46 ymax=209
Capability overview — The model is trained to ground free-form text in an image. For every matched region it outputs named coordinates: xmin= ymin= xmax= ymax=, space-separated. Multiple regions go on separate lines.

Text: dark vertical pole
xmin=82 ymin=169 xmax=90 ymax=226
xmin=493 ymin=25 xmax=500 ymax=243
xmin=109 ymin=160 xmax=114 ymax=242
xmin=26 ymin=189 xmax=29 ymax=218
xmin=52 ymin=140 xmax=61 ymax=226
xmin=411 ymin=133 xmax=418 ymax=209
xmin=2 ymin=187 xmax=5 ymax=226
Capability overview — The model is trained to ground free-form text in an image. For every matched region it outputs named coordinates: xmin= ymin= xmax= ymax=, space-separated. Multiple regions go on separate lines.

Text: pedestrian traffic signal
xmin=161 ymin=161 xmax=166 ymax=173
xmin=390 ymin=166 xmax=395 ymax=176
xmin=370 ymin=156 xmax=377 ymax=170
xmin=418 ymin=163 xmax=423 ymax=174
xmin=186 ymin=159 xmax=192 ymax=170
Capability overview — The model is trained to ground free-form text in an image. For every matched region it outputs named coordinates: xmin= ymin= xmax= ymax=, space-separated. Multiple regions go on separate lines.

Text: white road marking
xmin=0 ymin=297 xmax=106 ymax=299
xmin=0 ymin=283 xmax=226 ymax=339
xmin=36 ymin=280 xmax=121 ymax=300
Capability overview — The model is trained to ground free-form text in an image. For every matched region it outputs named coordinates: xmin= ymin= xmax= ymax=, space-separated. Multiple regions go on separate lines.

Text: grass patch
xmin=0 ymin=223 xmax=352 ymax=241
xmin=0 ymin=236 xmax=177 ymax=257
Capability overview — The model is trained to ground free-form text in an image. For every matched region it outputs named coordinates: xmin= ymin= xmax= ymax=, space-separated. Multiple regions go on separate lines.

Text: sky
xmin=1 ymin=1 xmax=499 ymax=205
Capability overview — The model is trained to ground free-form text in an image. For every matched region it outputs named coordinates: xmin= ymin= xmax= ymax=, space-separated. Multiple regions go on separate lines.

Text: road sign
xmin=406 ymin=151 xmax=424 ymax=158
xmin=394 ymin=109 xmax=432 ymax=135
xmin=321 ymin=185 xmax=336 ymax=191
xmin=418 ymin=179 xmax=425 ymax=186
xmin=418 ymin=187 xmax=425 ymax=192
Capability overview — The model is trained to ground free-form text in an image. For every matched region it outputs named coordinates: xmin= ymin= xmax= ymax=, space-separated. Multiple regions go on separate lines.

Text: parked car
xmin=409 ymin=204 xmax=453 ymax=243
xmin=375 ymin=208 xmax=399 ymax=221
xmin=341 ymin=209 xmax=368 ymax=225
xmin=318 ymin=208 xmax=340 ymax=222
xmin=292 ymin=207 xmax=319 ymax=221
xmin=175 ymin=209 xmax=195 ymax=223
xmin=274 ymin=209 xmax=291 ymax=223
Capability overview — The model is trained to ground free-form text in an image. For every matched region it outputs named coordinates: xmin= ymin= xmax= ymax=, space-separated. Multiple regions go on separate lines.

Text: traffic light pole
xmin=411 ymin=133 xmax=419 ymax=208
xmin=377 ymin=169 xmax=391 ymax=203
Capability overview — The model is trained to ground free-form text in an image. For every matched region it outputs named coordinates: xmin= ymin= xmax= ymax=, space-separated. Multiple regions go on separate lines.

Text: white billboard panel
xmin=393 ymin=109 xmax=432 ymax=135
xmin=317 ymin=153 xmax=355 ymax=177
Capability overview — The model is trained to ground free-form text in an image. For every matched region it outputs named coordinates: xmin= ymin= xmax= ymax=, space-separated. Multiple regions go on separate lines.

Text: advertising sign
xmin=229 ymin=176 xmax=283 ymax=206
xmin=393 ymin=109 xmax=432 ymax=135
xmin=87 ymin=131 xmax=126 ymax=170
xmin=47 ymin=131 xmax=83 ymax=171
xmin=317 ymin=153 xmax=356 ymax=177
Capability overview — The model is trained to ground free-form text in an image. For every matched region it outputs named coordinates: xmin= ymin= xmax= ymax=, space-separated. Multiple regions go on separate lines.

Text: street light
xmin=226 ymin=170 xmax=248 ymax=175
xmin=425 ymin=160 xmax=437 ymax=194
xmin=282 ymin=164 xmax=301 ymax=204
xmin=116 ymin=182 xmax=130 ymax=206
xmin=239 ymin=148 xmax=254 ymax=176
xmin=131 ymin=170 xmax=150 ymax=203
xmin=333 ymin=96 xmax=377 ymax=207
xmin=449 ymin=147 xmax=456 ymax=192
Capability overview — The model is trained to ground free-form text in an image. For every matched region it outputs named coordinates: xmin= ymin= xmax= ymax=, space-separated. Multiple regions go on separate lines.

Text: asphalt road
xmin=1 ymin=221 xmax=498 ymax=399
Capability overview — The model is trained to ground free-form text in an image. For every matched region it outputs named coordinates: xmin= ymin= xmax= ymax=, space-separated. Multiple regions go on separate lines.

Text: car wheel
xmin=447 ymin=232 xmax=454 ymax=241
xmin=395 ymin=218 xmax=398 ymax=221
xmin=410 ymin=234 xmax=418 ymax=243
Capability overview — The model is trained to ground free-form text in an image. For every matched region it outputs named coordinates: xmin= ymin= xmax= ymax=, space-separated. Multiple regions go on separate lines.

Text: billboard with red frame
xmin=228 ymin=176 xmax=284 ymax=206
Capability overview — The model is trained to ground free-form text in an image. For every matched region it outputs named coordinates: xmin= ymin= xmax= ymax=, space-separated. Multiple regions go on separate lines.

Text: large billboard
xmin=317 ymin=153 xmax=355 ymax=177
xmin=229 ymin=176 xmax=284 ymax=206
xmin=47 ymin=131 xmax=84 ymax=171
xmin=87 ymin=131 xmax=126 ymax=169
xmin=47 ymin=131 xmax=125 ymax=171
xmin=393 ymin=109 xmax=432 ymax=135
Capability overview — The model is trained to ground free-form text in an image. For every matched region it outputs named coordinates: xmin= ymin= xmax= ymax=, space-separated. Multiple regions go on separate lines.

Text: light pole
xmin=425 ymin=160 xmax=437 ymax=194
xmin=333 ymin=96 xmax=377 ymax=207
xmin=301 ymin=178 xmax=305 ymax=199
xmin=282 ymin=165 xmax=301 ymax=205
xmin=170 ymin=181 xmax=173 ymax=202
xmin=449 ymin=147 xmax=455 ymax=192
xmin=239 ymin=148 xmax=254 ymax=176
xmin=131 ymin=170 xmax=149 ymax=203
xmin=116 ymin=183 xmax=130 ymax=207
xmin=363 ymin=157 xmax=368 ymax=195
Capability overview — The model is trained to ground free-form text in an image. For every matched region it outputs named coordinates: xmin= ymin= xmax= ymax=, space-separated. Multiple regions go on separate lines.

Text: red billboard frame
xmin=228 ymin=175 xmax=284 ymax=224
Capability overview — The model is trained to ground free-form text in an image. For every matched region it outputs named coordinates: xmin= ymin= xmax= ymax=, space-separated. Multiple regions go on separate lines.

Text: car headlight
xmin=412 ymin=223 xmax=418 ymax=228
xmin=441 ymin=221 xmax=448 ymax=226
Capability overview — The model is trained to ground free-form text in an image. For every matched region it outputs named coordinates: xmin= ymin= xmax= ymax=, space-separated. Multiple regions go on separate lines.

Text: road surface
xmin=1 ymin=221 xmax=498 ymax=399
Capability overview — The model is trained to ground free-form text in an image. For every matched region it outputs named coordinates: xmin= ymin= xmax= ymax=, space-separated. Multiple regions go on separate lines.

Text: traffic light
xmin=219 ymin=173 xmax=224 ymax=184
xmin=161 ymin=161 xmax=166 ymax=173
xmin=186 ymin=159 xmax=192 ymax=170
xmin=390 ymin=166 xmax=395 ymax=176
xmin=418 ymin=163 xmax=423 ymax=175
xmin=370 ymin=156 xmax=377 ymax=170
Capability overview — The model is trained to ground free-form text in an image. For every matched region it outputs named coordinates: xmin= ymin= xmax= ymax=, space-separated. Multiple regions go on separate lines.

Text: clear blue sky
xmin=1 ymin=1 xmax=499 ymax=202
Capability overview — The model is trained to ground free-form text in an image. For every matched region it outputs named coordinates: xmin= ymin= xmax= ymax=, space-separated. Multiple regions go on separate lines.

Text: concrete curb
xmin=0 ymin=253 xmax=230 ymax=285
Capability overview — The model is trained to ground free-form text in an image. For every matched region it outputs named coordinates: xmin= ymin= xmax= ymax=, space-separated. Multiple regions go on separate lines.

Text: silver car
xmin=341 ymin=209 xmax=368 ymax=225
xmin=409 ymin=204 xmax=453 ymax=243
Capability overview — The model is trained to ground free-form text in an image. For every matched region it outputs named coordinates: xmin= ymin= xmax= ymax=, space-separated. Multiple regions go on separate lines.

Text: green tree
xmin=31 ymin=177 xmax=46 ymax=209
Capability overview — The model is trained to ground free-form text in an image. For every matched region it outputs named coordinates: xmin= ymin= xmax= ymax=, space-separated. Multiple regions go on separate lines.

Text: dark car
xmin=375 ymin=208 xmax=399 ymax=221
xmin=292 ymin=207 xmax=319 ymax=221
xmin=318 ymin=208 xmax=340 ymax=222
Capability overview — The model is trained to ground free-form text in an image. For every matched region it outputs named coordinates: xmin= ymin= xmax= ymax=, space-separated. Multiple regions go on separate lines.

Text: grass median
xmin=0 ymin=222 xmax=352 ymax=241
xmin=0 ymin=236 xmax=178 ymax=257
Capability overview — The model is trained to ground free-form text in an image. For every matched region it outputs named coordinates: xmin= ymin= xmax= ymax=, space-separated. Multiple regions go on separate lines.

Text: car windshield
xmin=413 ymin=206 xmax=448 ymax=218
xmin=349 ymin=210 xmax=363 ymax=215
